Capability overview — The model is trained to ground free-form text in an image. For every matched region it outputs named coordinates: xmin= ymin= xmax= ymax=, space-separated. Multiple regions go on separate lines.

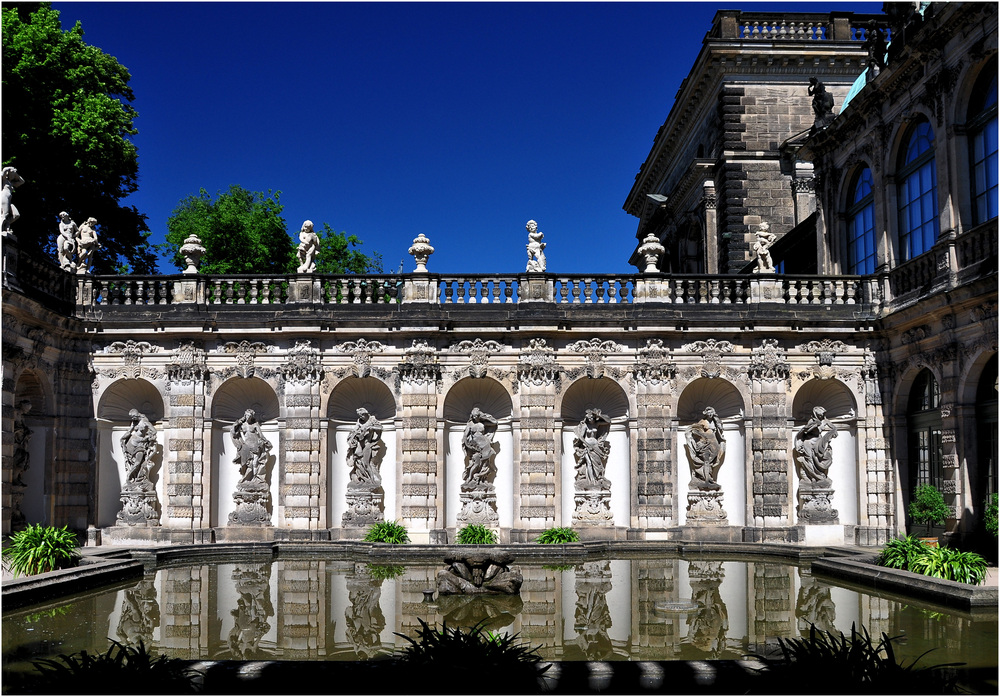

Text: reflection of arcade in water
xmin=12 ymin=557 xmax=993 ymax=668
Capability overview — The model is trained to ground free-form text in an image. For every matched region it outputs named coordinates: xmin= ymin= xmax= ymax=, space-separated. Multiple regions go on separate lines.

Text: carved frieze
xmin=566 ymin=338 xmax=624 ymax=380
xmin=900 ymin=325 xmax=931 ymax=345
xmin=452 ymin=338 xmax=504 ymax=379
xmin=683 ymin=338 xmax=734 ymax=379
xmin=517 ymin=338 xmax=561 ymax=387
xmin=747 ymin=339 xmax=789 ymax=383
xmin=396 ymin=339 xmax=441 ymax=388
xmin=219 ymin=340 xmax=272 ymax=379
xmin=797 ymin=338 xmax=850 ymax=380
xmin=335 ymin=338 xmax=385 ymax=379
xmin=166 ymin=340 xmax=208 ymax=384
xmin=632 ymin=338 xmax=677 ymax=385
xmin=100 ymin=340 xmax=161 ymax=381
xmin=280 ymin=339 xmax=324 ymax=384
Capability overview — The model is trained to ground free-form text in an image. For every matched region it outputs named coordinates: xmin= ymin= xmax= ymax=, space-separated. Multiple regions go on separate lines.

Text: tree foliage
xmin=2 ymin=3 xmax=155 ymax=273
xmin=164 ymin=186 xmax=294 ymax=275
xmin=164 ymin=185 xmax=382 ymax=275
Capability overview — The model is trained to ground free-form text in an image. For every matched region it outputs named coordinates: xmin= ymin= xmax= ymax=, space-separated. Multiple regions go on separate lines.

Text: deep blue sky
xmin=50 ymin=2 xmax=882 ymax=275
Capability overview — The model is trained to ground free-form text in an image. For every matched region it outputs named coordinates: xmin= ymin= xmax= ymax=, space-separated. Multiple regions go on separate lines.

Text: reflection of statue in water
xmin=794 ymin=406 xmax=838 ymax=483
xmin=573 ymin=561 xmax=613 ymax=660
xmin=228 ymin=565 xmax=274 ymax=660
xmin=232 ymin=409 xmax=271 ymax=484
xmin=345 ymin=566 xmax=387 ymax=659
xmin=796 ymin=577 xmax=837 ymax=635
xmin=461 ymin=407 xmax=498 ymax=488
xmin=686 ymin=562 xmax=728 ymax=658
xmin=121 ymin=409 xmax=157 ymax=487
xmin=116 ymin=578 xmax=160 ymax=648
xmin=11 ymin=399 xmax=32 ymax=487
xmin=347 ymin=408 xmax=383 ymax=485
xmin=685 ymin=406 xmax=726 ymax=490
xmin=573 ymin=409 xmax=611 ymax=487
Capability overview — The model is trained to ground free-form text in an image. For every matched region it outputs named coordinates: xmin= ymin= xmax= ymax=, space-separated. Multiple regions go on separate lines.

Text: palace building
xmin=2 ymin=3 xmax=996 ymax=549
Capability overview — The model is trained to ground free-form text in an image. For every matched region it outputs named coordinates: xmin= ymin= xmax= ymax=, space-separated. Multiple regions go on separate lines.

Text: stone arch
xmin=95 ymin=379 xmax=166 ymax=528
xmin=676 ymin=378 xmax=746 ymax=527
xmin=960 ymin=351 xmax=998 ymax=529
xmin=791 ymin=379 xmax=859 ymax=525
xmin=328 ymin=376 xmax=398 ymax=529
xmin=210 ymin=377 xmax=280 ymax=527
xmin=441 ymin=377 xmax=514 ymax=530
xmin=559 ymin=377 xmax=630 ymax=528
xmin=11 ymin=369 xmax=55 ymax=528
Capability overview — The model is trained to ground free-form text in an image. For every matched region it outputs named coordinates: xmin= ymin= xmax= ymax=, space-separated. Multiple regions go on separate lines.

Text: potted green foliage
xmin=985 ymin=493 xmax=998 ymax=538
xmin=456 ymin=524 xmax=498 ymax=544
xmin=908 ymin=484 xmax=950 ymax=545
xmin=363 ymin=520 xmax=410 ymax=544
xmin=1 ymin=524 xmax=79 ymax=577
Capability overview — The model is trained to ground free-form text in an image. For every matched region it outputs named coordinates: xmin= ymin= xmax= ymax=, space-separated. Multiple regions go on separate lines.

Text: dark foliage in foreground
xmin=23 ymin=640 xmax=201 ymax=694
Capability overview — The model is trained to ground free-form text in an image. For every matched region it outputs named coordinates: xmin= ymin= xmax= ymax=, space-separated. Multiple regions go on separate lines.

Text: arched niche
xmin=676 ymin=378 xmax=745 ymax=526
xmin=12 ymin=369 xmax=55 ymax=527
xmin=210 ymin=377 xmax=280 ymax=527
xmin=95 ymin=379 xmax=165 ymax=527
xmin=560 ymin=378 xmax=630 ymax=527
xmin=442 ymin=377 xmax=514 ymax=529
xmin=328 ymin=377 xmax=398 ymax=528
xmin=791 ymin=379 xmax=858 ymax=525
xmin=211 ymin=377 xmax=280 ymax=422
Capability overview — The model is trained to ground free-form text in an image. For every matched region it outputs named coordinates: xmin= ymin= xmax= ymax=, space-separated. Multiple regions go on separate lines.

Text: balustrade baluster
xmin=752 ymin=21 xmax=760 ymax=37
xmin=443 ymin=281 xmax=454 ymax=304
xmin=607 ymin=281 xmax=618 ymax=304
xmin=456 ymin=282 xmax=466 ymax=304
xmin=111 ymin=282 xmax=122 ymax=305
xmin=505 ymin=282 xmax=515 ymax=303
xmin=698 ymin=280 xmax=709 ymax=303
xmin=235 ymin=281 xmax=247 ymax=304
xmin=595 ymin=282 xmax=606 ymax=303
xmin=571 ymin=280 xmax=581 ymax=304
xmin=123 ymin=281 xmax=134 ymax=305
xmin=583 ymin=279 xmax=594 ymax=303
xmin=845 ymin=281 xmax=857 ymax=305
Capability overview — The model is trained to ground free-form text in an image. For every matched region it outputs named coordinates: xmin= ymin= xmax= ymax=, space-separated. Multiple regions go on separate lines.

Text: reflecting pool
xmin=3 ymin=554 xmax=997 ymax=679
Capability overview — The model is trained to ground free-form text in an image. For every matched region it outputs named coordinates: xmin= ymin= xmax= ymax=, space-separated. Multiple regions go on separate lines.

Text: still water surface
xmin=3 ymin=555 xmax=996 ymax=677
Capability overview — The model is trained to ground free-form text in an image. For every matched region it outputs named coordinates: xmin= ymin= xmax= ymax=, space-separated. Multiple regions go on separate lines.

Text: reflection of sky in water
xmin=3 ymin=557 xmax=996 ymax=673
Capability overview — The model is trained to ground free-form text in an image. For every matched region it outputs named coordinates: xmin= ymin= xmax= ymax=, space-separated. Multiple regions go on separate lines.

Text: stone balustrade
xmin=712 ymin=11 xmax=890 ymax=43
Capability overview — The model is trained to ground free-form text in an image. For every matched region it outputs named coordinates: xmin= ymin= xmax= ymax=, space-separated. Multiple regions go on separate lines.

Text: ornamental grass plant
xmin=875 ymin=535 xmax=989 ymax=585
xmin=456 ymin=524 xmax=498 ymax=544
xmin=535 ymin=527 xmax=580 ymax=544
xmin=2 ymin=524 xmax=79 ymax=577
xmin=362 ymin=520 xmax=410 ymax=544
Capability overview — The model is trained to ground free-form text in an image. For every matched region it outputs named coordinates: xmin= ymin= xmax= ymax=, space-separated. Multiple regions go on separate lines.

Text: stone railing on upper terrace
xmin=712 ymin=11 xmax=890 ymax=43
xmin=3 ymin=221 xmax=993 ymax=317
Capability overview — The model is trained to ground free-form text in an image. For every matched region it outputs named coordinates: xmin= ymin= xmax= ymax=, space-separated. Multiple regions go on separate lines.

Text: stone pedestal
xmin=402 ymin=276 xmax=439 ymax=303
xmin=748 ymin=277 xmax=783 ymax=303
xmin=520 ymin=275 xmax=554 ymax=303
xmin=573 ymin=486 xmax=613 ymax=525
xmin=101 ymin=525 xmax=165 ymax=546
xmin=633 ymin=278 xmax=671 ymax=303
xmin=686 ymin=489 xmax=728 ymax=525
xmin=287 ymin=277 xmax=320 ymax=303
xmin=9 ymin=483 xmax=26 ymax=531
xmin=456 ymin=485 xmax=498 ymax=526
xmin=798 ymin=524 xmax=845 ymax=546
xmin=342 ymin=483 xmax=384 ymax=527
xmin=229 ymin=481 xmax=272 ymax=526
xmin=117 ymin=484 xmax=160 ymax=526
xmin=797 ymin=480 xmax=839 ymax=524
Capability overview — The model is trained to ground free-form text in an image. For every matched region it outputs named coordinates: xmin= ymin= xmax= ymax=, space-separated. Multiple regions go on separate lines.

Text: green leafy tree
xmin=2 ymin=3 xmax=155 ymax=273
xmin=163 ymin=186 xmax=294 ymax=275
xmin=316 ymin=223 xmax=383 ymax=274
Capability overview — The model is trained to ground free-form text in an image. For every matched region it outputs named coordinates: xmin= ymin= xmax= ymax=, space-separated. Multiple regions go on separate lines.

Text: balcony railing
xmin=712 ymin=11 xmax=890 ymax=43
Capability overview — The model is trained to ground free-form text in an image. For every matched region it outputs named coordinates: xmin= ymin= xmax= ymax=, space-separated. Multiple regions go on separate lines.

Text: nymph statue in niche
xmin=462 ymin=407 xmax=498 ymax=488
xmin=346 ymin=407 xmax=383 ymax=486
xmin=573 ymin=408 xmax=612 ymax=488
xmin=685 ymin=406 xmax=726 ymax=490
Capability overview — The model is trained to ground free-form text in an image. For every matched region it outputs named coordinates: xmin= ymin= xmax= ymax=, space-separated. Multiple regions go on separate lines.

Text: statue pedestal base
xmin=229 ymin=481 xmax=272 ymax=526
xmin=456 ymin=485 xmax=498 ymax=526
xmin=9 ymin=483 xmax=26 ymax=531
xmin=797 ymin=481 xmax=839 ymax=524
xmin=343 ymin=484 xmax=384 ymax=527
xmin=748 ymin=277 xmax=783 ymax=303
xmin=101 ymin=525 xmax=166 ymax=546
xmin=573 ymin=486 xmax=613 ymax=525
xmin=797 ymin=524 xmax=845 ymax=546
xmin=117 ymin=485 xmax=160 ymax=526
xmin=686 ymin=489 xmax=728 ymax=525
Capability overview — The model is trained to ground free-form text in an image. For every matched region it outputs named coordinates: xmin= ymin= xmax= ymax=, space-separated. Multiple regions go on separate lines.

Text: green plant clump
xmin=456 ymin=524 xmax=498 ymax=545
xmin=755 ymin=623 xmax=959 ymax=693
xmin=27 ymin=640 xmax=201 ymax=694
xmin=908 ymin=545 xmax=989 ymax=585
xmin=985 ymin=493 xmax=998 ymax=538
xmin=363 ymin=520 xmax=410 ymax=544
xmin=908 ymin=484 xmax=951 ymax=536
xmin=535 ymin=527 xmax=580 ymax=544
xmin=875 ymin=535 xmax=930 ymax=570
xmin=394 ymin=619 xmax=548 ymax=687
xmin=1 ymin=524 xmax=79 ymax=577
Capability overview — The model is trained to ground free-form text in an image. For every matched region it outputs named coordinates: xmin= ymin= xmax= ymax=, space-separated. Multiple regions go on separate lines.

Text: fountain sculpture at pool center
xmin=343 ymin=407 xmax=385 ymax=527
xmin=437 ymin=550 xmax=523 ymax=595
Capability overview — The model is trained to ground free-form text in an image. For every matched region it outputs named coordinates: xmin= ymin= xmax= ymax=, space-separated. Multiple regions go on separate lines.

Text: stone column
xmin=702 ymin=181 xmax=719 ymax=275
xmin=516 ymin=391 xmax=558 ymax=535
xmin=165 ymin=363 xmax=209 ymax=541
xmin=54 ymin=361 xmax=95 ymax=531
xmin=632 ymin=342 xmax=676 ymax=531
xmin=280 ymin=389 xmax=323 ymax=536
xmin=398 ymin=347 xmax=441 ymax=541
xmin=858 ymin=351 xmax=893 ymax=545
xmin=747 ymin=340 xmax=792 ymax=538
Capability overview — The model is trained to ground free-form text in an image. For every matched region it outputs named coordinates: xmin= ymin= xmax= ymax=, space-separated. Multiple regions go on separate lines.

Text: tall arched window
xmin=846 ymin=167 xmax=876 ymax=274
xmin=897 ymin=120 xmax=939 ymax=262
xmin=969 ymin=67 xmax=998 ymax=225
xmin=907 ymin=369 xmax=942 ymax=490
